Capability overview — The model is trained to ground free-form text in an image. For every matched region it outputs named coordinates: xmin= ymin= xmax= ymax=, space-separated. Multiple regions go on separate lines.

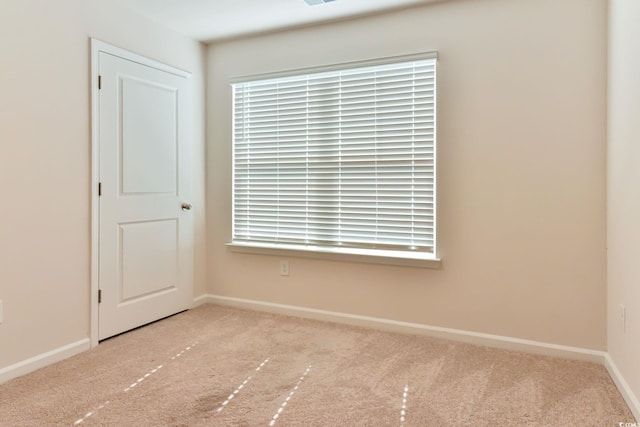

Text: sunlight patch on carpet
xmin=172 ymin=344 xmax=197 ymax=360
xmin=215 ymin=357 xmax=270 ymax=413
xmin=400 ymin=384 xmax=409 ymax=426
xmin=124 ymin=364 xmax=163 ymax=392
xmin=73 ymin=342 xmax=198 ymax=425
xmin=73 ymin=401 xmax=110 ymax=425
xmin=269 ymin=365 xmax=312 ymax=427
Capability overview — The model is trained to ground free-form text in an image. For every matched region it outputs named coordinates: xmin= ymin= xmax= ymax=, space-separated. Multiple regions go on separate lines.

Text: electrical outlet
xmin=620 ymin=304 xmax=626 ymax=332
xmin=280 ymin=260 xmax=290 ymax=276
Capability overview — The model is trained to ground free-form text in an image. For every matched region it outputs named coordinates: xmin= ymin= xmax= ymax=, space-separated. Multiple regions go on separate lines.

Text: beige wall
xmin=0 ymin=0 xmax=207 ymax=370
xmin=207 ymin=0 xmax=607 ymax=349
xmin=608 ymin=0 xmax=640 ymax=408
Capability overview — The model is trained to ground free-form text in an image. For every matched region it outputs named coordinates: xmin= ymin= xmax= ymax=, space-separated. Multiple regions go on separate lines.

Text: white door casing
xmin=91 ymin=40 xmax=194 ymax=342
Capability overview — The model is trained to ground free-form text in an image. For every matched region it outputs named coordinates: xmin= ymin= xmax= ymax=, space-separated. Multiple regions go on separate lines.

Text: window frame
xmin=228 ymin=52 xmax=441 ymax=268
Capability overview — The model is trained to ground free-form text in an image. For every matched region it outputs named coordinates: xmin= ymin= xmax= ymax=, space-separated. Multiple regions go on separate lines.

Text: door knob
xmin=181 ymin=203 xmax=192 ymax=211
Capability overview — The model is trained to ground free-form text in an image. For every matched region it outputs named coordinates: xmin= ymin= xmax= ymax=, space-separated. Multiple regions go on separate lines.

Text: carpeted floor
xmin=0 ymin=304 xmax=635 ymax=426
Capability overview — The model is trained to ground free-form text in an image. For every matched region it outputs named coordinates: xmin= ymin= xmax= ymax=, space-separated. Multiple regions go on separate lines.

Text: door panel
xmin=98 ymin=50 xmax=193 ymax=340
xmin=120 ymin=220 xmax=178 ymax=301
xmin=121 ymin=77 xmax=178 ymax=195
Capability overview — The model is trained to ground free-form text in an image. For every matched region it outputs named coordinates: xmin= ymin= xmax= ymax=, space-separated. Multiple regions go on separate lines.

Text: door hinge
xmin=98 ymin=182 xmax=102 ymax=196
xmin=98 ymin=75 xmax=102 ymax=90
xmin=98 ymin=289 xmax=102 ymax=304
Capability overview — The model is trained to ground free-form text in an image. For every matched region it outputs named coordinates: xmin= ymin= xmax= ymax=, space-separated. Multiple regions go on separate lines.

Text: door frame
xmin=90 ymin=39 xmax=192 ymax=347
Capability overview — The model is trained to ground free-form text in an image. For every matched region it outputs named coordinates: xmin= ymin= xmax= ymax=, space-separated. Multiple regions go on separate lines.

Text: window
xmin=231 ymin=53 xmax=438 ymax=264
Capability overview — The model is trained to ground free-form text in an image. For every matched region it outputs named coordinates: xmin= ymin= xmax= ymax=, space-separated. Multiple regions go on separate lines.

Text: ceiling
xmin=115 ymin=0 xmax=436 ymax=42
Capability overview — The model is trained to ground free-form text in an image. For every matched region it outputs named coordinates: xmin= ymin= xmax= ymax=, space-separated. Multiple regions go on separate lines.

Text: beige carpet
xmin=0 ymin=304 xmax=634 ymax=426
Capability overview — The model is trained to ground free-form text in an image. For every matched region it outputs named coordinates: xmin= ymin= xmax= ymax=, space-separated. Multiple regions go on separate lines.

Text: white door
xmin=96 ymin=45 xmax=193 ymax=340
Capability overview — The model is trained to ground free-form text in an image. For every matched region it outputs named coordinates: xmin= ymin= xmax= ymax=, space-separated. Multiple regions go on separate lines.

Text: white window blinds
xmin=232 ymin=54 xmax=437 ymax=259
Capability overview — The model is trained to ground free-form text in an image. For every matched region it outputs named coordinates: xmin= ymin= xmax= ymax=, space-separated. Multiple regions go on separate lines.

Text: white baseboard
xmin=605 ymin=354 xmax=640 ymax=421
xmin=193 ymin=294 xmax=212 ymax=307
xmin=0 ymin=338 xmax=90 ymax=385
xmin=197 ymin=294 xmax=606 ymax=363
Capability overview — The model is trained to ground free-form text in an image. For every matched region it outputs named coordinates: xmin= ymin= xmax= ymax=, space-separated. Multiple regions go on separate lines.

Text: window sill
xmin=226 ymin=242 xmax=442 ymax=269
